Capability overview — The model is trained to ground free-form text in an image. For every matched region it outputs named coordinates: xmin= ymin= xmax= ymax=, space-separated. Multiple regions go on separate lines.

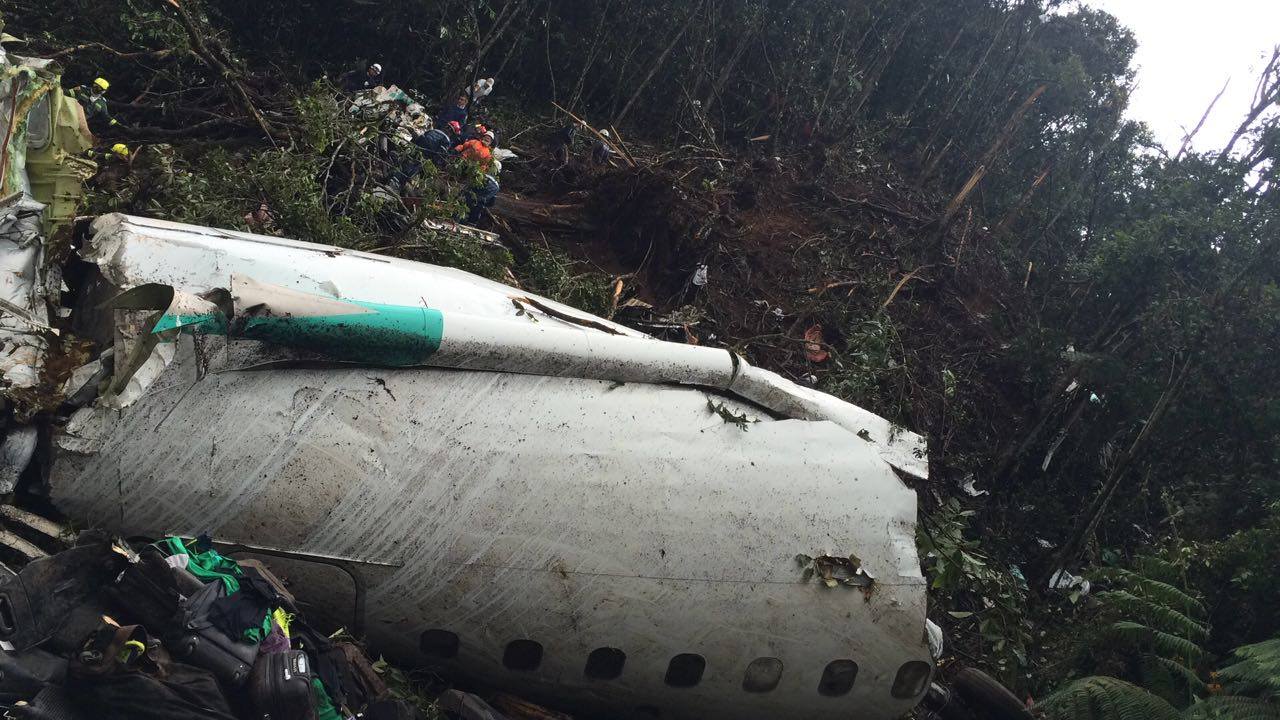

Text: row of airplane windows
xmin=419 ymin=629 xmax=931 ymax=699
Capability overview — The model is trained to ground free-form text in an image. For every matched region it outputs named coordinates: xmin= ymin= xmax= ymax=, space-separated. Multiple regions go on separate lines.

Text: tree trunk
xmin=916 ymin=8 xmax=1013 ymax=176
xmin=567 ymin=0 xmax=615 ymax=112
xmin=846 ymin=3 xmax=924 ymax=121
xmin=614 ymin=0 xmax=703 ymax=127
xmin=936 ymin=84 xmax=1046 ymax=236
xmin=1044 ymin=355 xmax=1193 ymax=583
xmin=899 ymin=23 xmax=966 ymax=123
xmin=993 ymin=163 xmax=1052 ymax=237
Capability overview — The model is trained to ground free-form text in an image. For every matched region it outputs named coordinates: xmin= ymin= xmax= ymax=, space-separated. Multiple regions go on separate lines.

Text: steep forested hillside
xmin=7 ymin=0 xmax=1280 ymax=713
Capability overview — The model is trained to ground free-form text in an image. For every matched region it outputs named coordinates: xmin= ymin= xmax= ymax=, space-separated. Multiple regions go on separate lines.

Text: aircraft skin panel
xmin=51 ymin=355 xmax=929 ymax=719
xmin=80 ymin=214 xmax=930 ymax=480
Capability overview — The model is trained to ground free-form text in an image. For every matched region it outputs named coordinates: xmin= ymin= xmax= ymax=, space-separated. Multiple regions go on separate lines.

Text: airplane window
xmin=742 ymin=657 xmax=784 ymax=693
xmin=419 ymin=629 xmax=459 ymax=659
xmin=891 ymin=661 xmax=932 ymax=699
xmin=503 ymin=639 xmax=544 ymax=671
xmin=664 ymin=653 xmax=706 ymax=687
xmin=584 ymin=647 xmax=626 ymax=680
xmin=818 ymin=659 xmax=859 ymax=696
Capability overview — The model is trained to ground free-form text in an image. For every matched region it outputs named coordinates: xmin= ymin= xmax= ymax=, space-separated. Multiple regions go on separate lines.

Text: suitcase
xmin=249 ymin=650 xmax=317 ymax=720
xmin=0 ymin=543 xmax=124 ymax=652
xmin=168 ymin=628 xmax=256 ymax=686
xmin=333 ymin=641 xmax=388 ymax=708
xmin=8 ymin=685 xmax=92 ymax=720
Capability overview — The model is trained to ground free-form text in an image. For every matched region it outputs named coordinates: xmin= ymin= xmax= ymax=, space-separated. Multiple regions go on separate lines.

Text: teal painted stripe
xmin=151 ymin=312 xmax=228 ymax=334
xmin=154 ymin=298 xmax=444 ymax=366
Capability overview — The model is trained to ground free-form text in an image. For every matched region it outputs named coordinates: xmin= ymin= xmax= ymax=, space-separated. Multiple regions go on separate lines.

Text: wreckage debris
xmin=0 ymin=42 xmax=943 ymax=719
xmin=0 ymin=532 xmax=419 ymax=720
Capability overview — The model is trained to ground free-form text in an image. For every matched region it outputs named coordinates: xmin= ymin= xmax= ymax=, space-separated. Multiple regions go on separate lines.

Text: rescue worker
xmin=414 ymin=122 xmax=459 ymax=167
xmin=462 ymin=173 xmax=500 ymax=224
xmin=341 ymin=62 xmax=384 ymax=93
xmin=470 ymin=77 xmax=496 ymax=104
xmin=86 ymin=143 xmax=134 ymax=208
xmin=92 ymin=142 xmax=130 ymax=162
xmin=551 ymin=122 xmax=580 ymax=166
xmin=69 ymin=77 xmax=116 ymax=132
xmin=88 ymin=143 xmax=132 ymax=186
xmin=439 ymin=94 xmax=469 ymax=128
xmin=592 ymin=128 xmax=615 ymax=165
xmin=387 ymin=121 xmax=460 ymax=192
xmin=454 ymin=130 xmax=495 ymax=172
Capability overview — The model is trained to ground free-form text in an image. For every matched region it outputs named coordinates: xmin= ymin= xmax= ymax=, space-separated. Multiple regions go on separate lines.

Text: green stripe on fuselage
xmin=155 ymin=300 xmax=444 ymax=365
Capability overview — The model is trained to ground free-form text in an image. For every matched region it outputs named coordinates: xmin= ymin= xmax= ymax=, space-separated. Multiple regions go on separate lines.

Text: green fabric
xmin=157 ymin=537 xmax=242 ymax=594
xmin=312 ymin=678 xmax=342 ymax=720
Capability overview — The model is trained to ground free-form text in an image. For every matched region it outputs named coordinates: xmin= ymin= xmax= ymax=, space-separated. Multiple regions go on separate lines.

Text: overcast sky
xmin=1082 ymin=0 xmax=1279 ymax=154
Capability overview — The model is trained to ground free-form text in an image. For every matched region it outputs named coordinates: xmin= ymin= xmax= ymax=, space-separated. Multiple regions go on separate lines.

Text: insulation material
xmin=0 ymin=196 xmax=50 ymax=388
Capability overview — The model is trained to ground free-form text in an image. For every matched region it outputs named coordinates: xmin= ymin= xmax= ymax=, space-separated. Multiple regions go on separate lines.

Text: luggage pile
xmin=0 ymin=533 xmax=415 ymax=720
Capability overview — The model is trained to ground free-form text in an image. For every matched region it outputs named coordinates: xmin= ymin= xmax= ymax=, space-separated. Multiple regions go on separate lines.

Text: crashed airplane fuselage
xmin=43 ymin=215 xmax=933 ymax=720
xmin=2 ymin=37 xmax=934 ymax=720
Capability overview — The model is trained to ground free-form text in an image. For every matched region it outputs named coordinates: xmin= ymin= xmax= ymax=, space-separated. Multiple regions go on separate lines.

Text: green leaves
xmin=705 ymin=398 xmax=757 ymax=431
xmin=795 ymin=553 xmax=875 ymax=591
xmin=1038 ymin=676 xmax=1181 ymax=720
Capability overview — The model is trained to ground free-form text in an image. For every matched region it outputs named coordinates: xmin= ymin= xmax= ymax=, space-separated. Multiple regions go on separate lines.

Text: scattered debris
xmin=803 ymin=324 xmax=829 ymax=363
xmin=706 ymin=397 xmax=756 ymax=430
xmin=795 ymin=553 xmax=876 ymax=591
xmin=0 ymin=535 xmax=418 ymax=719
xmin=1048 ymin=569 xmax=1092 ymax=598
xmin=958 ymin=474 xmax=988 ymax=497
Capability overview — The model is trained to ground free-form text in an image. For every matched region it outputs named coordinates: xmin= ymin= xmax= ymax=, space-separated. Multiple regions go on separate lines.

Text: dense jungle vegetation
xmin=5 ymin=0 xmax=1279 ymax=716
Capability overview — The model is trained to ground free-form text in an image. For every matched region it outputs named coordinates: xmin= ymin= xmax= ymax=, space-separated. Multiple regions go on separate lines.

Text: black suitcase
xmin=0 ymin=543 xmax=124 ymax=652
xmin=0 ymin=647 xmax=68 ymax=703
xmin=168 ymin=628 xmax=255 ymax=686
xmin=249 ymin=650 xmax=317 ymax=720
xmin=105 ymin=549 xmax=258 ymax=686
xmin=8 ymin=685 xmax=92 ymax=720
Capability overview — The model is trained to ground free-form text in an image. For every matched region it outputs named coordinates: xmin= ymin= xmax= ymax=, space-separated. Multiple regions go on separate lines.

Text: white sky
xmin=1082 ymin=0 xmax=1279 ymax=154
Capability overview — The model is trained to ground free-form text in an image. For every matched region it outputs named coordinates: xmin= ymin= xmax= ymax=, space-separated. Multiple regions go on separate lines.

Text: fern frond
xmin=1097 ymin=589 xmax=1210 ymax=641
xmin=1135 ymin=556 xmax=1185 ymax=585
xmin=1105 ymin=568 xmax=1206 ymax=615
xmin=1038 ymin=676 xmax=1181 ymax=720
xmin=1182 ymin=696 xmax=1280 ymax=720
xmin=1109 ymin=621 xmax=1207 ymax=663
xmin=1148 ymin=654 xmax=1209 ymax=695
xmin=1219 ymin=638 xmax=1280 ymax=698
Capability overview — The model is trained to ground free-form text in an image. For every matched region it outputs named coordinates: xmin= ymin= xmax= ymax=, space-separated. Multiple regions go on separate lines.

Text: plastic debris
xmin=1048 ymin=569 xmax=1091 ymax=596
xmin=692 ymin=263 xmax=709 ymax=287
xmin=926 ymin=619 xmax=945 ymax=661
xmin=958 ymin=474 xmax=988 ymax=497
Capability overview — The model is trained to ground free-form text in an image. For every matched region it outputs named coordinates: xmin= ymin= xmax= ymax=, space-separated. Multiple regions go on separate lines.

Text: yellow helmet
xmin=110 ymin=143 xmax=130 ymax=158
xmin=93 ymin=77 xmax=110 ymax=92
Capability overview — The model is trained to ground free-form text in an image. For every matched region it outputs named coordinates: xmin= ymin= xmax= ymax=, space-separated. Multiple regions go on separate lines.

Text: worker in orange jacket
xmin=454 ymin=130 xmax=495 ymax=172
